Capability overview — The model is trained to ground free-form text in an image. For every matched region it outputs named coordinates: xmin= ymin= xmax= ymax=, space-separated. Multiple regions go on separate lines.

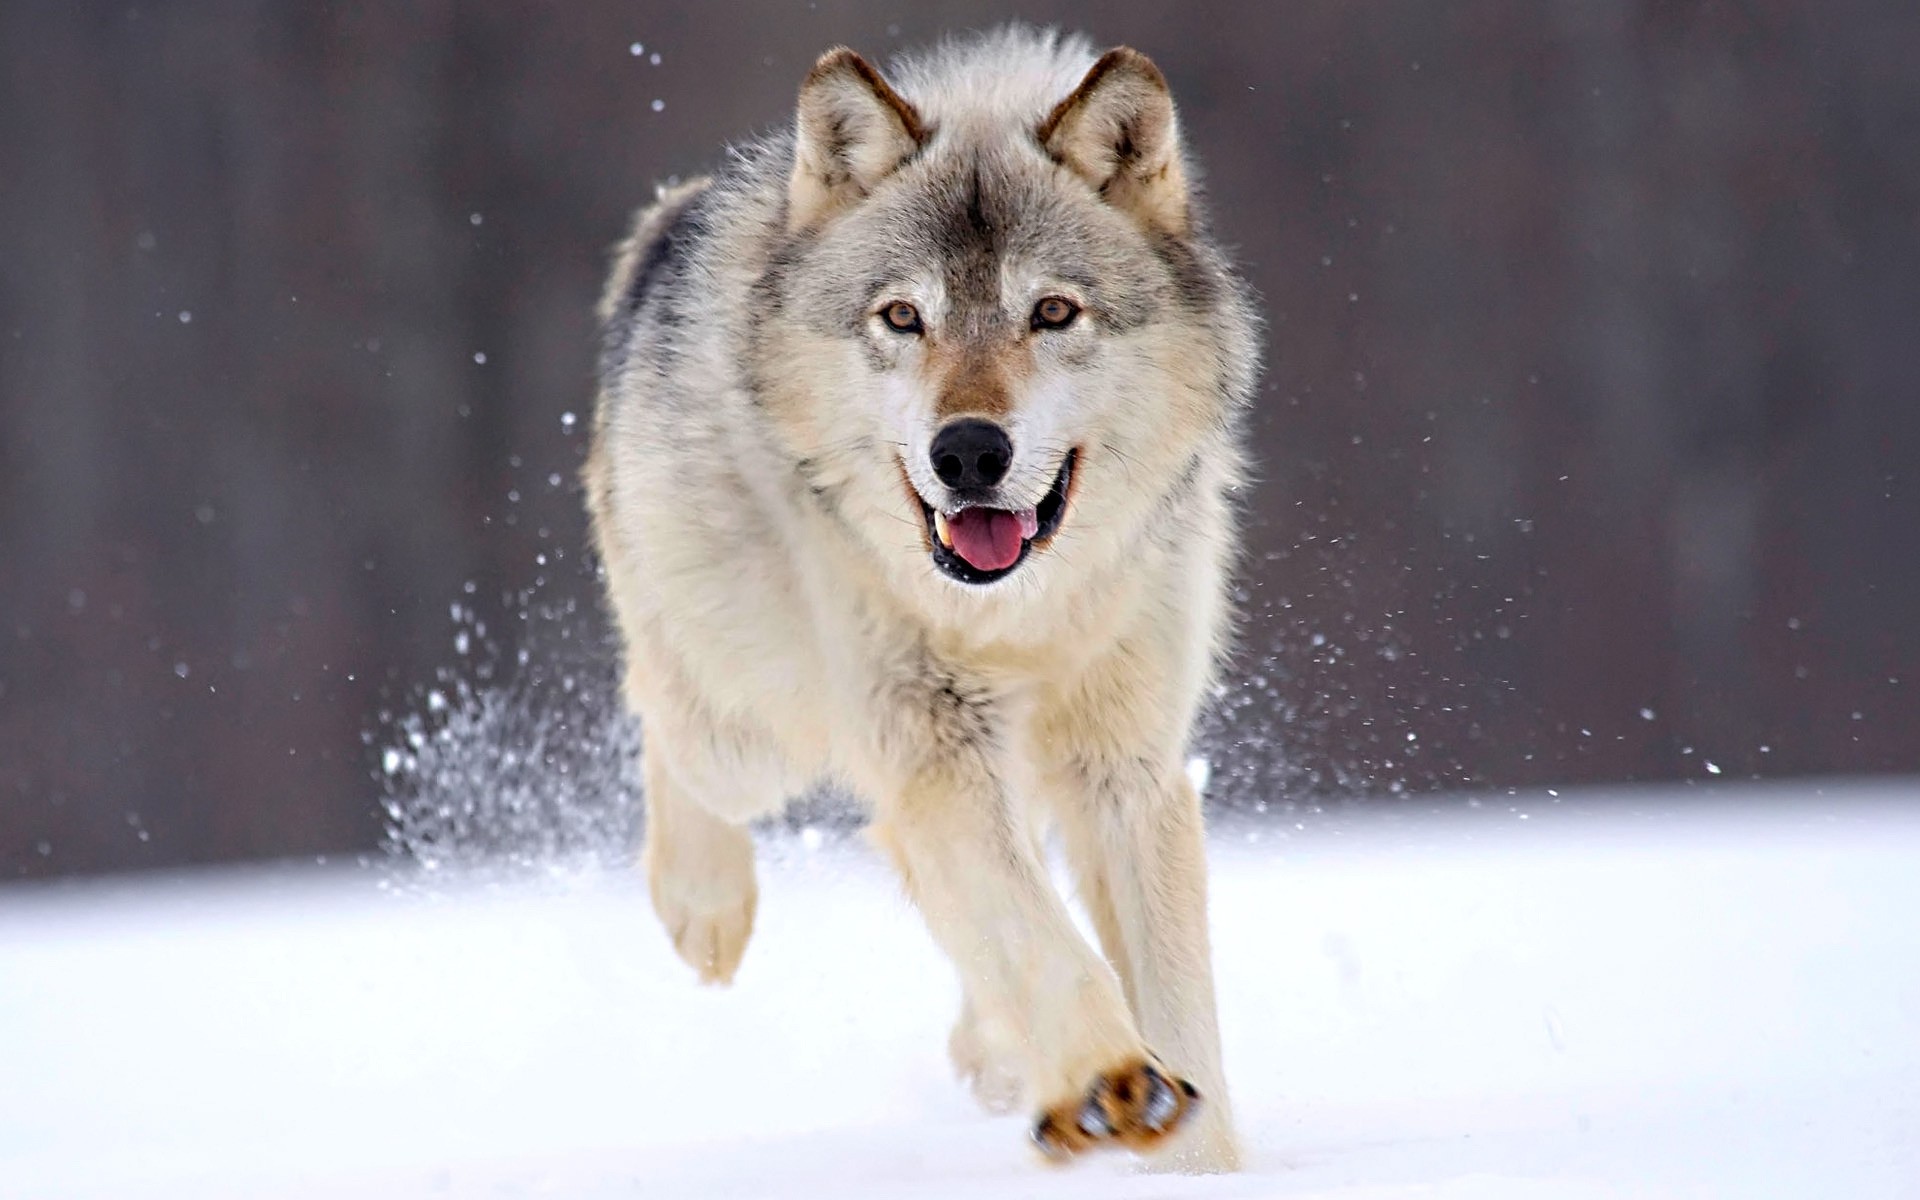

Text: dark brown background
xmin=4 ymin=1 xmax=1917 ymax=880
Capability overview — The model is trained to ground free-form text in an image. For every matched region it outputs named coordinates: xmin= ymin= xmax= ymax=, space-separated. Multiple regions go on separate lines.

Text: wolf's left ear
xmin=788 ymin=48 xmax=927 ymax=230
xmin=1039 ymin=48 xmax=1189 ymax=236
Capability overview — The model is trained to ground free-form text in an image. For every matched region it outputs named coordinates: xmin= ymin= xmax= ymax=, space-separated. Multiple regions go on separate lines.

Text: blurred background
xmin=3 ymin=1 xmax=1916 ymax=881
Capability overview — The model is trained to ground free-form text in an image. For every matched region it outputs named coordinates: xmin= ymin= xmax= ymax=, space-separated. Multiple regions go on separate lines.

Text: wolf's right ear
xmin=788 ymin=48 xmax=926 ymax=231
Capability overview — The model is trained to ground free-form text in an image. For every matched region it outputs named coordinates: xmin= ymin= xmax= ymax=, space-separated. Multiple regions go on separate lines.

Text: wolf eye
xmin=880 ymin=301 xmax=923 ymax=334
xmin=1031 ymin=296 xmax=1080 ymax=330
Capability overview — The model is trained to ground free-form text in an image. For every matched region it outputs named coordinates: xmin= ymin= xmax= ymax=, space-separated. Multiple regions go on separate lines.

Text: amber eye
xmin=880 ymin=301 xmax=923 ymax=334
xmin=1031 ymin=296 xmax=1080 ymax=330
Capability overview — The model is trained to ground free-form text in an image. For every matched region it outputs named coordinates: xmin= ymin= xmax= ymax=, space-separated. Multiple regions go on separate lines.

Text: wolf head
xmin=752 ymin=30 xmax=1257 ymax=608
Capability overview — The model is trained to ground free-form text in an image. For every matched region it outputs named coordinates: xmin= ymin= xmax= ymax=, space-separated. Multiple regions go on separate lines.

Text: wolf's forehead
xmin=901 ymin=160 xmax=1088 ymax=307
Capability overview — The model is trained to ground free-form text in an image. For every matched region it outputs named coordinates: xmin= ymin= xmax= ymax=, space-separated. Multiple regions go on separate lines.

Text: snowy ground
xmin=3 ymin=784 xmax=1917 ymax=1199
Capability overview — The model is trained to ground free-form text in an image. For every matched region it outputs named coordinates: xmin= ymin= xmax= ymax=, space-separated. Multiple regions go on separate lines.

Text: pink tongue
xmin=947 ymin=508 xmax=1025 ymax=572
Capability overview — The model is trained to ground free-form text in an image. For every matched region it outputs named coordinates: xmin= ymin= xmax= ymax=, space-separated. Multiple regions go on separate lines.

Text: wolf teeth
xmin=934 ymin=510 xmax=953 ymax=549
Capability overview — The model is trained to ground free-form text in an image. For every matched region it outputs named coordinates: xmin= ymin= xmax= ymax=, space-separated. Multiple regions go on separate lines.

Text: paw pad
xmin=1031 ymin=1058 xmax=1200 ymax=1162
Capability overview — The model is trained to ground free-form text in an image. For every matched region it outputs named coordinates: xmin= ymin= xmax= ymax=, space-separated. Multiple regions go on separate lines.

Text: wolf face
xmin=750 ymin=41 xmax=1255 ymax=599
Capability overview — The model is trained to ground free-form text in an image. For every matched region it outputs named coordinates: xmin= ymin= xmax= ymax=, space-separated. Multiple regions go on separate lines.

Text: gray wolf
xmin=584 ymin=26 xmax=1258 ymax=1171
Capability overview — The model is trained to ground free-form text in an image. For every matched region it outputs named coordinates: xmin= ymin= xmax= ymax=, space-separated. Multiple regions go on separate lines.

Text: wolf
xmin=584 ymin=26 xmax=1258 ymax=1171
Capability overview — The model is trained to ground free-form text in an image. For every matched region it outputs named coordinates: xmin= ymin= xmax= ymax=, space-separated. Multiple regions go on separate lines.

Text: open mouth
xmin=915 ymin=449 xmax=1077 ymax=585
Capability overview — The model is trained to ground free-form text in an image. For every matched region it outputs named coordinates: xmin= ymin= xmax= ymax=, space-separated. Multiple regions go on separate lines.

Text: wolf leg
xmin=1052 ymin=771 xmax=1239 ymax=1172
xmin=870 ymin=821 xmax=1026 ymax=1113
xmin=641 ymin=743 xmax=759 ymax=985
xmin=871 ymin=765 xmax=1202 ymax=1161
xmin=947 ymin=993 xmax=1024 ymax=1113
xmin=1062 ymin=843 xmax=1138 ymax=1015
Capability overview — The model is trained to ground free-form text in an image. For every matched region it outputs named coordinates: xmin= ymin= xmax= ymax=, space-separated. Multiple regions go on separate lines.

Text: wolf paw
xmin=949 ymin=1004 xmax=1023 ymax=1115
xmin=651 ymin=870 xmax=756 ymax=985
xmin=1030 ymin=1059 xmax=1199 ymax=1163
xmin=646 ymin=828 xmax=757 ymax=985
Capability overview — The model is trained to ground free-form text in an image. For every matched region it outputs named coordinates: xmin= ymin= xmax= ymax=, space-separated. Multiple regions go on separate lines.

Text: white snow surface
xmin=3 ymin=784 xmax=1918 ymax=1199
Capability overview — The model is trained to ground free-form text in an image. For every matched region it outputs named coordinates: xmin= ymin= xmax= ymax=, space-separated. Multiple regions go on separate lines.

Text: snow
xmin=2 ymin=784 xmax=1917 ymax=1198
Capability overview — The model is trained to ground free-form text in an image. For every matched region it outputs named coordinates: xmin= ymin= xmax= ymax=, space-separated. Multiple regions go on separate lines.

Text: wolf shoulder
xmin=595 ymin=176 xmax=719 ymax=334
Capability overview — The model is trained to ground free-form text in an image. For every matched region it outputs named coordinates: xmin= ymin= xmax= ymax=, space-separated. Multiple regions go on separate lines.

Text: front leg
xmin=1050 ymin=769 xmax=1238 ymax=1171
xmin=1035 ymin=678 xmax=1240 ymax=1171
xmin=642 ymin=742 xmax=759 ymax=985
xmin=867 ymin=755 xmax=1202 ymax=1161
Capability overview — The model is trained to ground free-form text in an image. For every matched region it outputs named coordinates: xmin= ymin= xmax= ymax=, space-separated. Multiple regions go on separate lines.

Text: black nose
xmin=929 ymin=419 xmax=1013 ymax=490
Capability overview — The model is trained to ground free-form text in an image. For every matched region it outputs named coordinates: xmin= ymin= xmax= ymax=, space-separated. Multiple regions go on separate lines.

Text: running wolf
xmin=585 ymin=26 xmax=1258 ymax=1171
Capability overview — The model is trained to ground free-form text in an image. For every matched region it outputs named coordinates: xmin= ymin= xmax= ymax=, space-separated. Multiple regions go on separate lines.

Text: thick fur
xmin=585 ymin=26 xmax=1258 ymax=1172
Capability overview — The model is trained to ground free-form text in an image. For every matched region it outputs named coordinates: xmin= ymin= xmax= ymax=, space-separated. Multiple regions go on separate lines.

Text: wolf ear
xmin=1038 ymin=48 xmax=1189 ymax=236
xmin=788 ymin=48 xmax=927 ymax=230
